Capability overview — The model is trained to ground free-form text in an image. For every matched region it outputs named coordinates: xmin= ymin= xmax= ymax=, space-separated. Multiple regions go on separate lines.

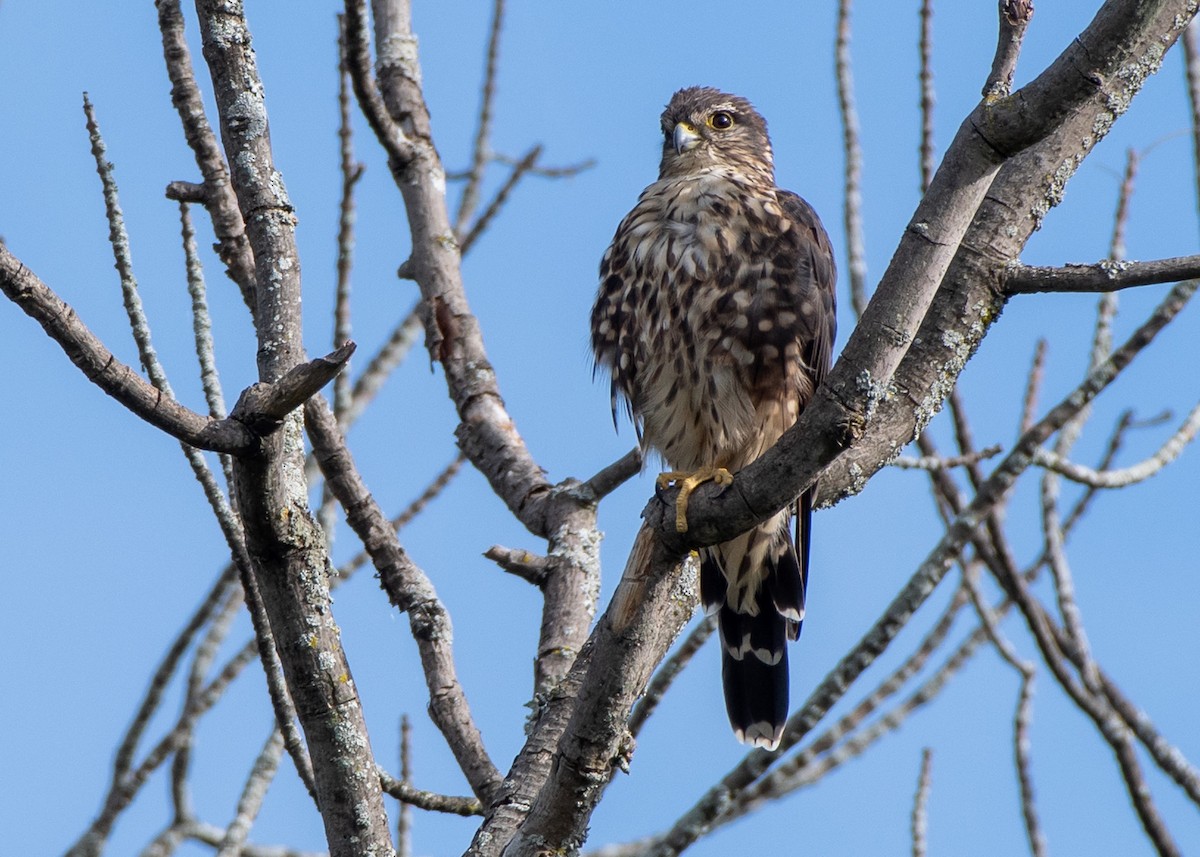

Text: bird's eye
xmin=708 ymin=111 xmax=735 ymax=130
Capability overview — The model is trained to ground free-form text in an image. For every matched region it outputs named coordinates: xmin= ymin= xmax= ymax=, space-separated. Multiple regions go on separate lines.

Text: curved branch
xmin=343 ymin=0 xmax=555 ymax=536
xmin=0 ymin=248 xmax=255 ymax=453
xmin=1033 ymin=401 xmax=1200 ymax=486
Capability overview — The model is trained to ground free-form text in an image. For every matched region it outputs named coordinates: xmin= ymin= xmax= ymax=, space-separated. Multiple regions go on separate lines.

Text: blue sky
xmin=2 ymin=2 xmax=1199 ymax=856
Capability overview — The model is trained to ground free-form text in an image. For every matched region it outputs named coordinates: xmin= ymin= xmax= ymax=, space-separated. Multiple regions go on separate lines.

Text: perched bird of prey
xmin=591 ymin=87 xmax=836 ymax=749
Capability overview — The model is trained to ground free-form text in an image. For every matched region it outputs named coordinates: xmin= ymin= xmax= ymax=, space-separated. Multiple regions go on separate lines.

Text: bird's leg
xmin=656 ymin=467 xmax=734 ymax=533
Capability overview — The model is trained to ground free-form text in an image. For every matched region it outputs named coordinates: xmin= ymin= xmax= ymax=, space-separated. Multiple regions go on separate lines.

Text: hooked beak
xmin=673 ymin=121 xmax=701 ymax=154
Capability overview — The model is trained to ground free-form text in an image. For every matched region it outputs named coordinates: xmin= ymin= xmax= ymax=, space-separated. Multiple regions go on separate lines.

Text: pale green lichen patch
xmin=854 ymin=369 xmax=895 ymax=422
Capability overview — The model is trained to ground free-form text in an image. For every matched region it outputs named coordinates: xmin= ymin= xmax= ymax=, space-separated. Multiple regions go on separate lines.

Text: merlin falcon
xmin=591 ymin=87 xmax=836 ymax=749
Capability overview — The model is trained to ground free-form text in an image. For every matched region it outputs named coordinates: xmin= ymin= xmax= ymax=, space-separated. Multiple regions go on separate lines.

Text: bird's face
xmin=658 ymin=87 xmax=774 ymax=184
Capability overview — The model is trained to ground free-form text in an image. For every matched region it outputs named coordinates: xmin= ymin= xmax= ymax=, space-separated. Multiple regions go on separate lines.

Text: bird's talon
xmin=659 ymin=467 xmax=733 ymax=533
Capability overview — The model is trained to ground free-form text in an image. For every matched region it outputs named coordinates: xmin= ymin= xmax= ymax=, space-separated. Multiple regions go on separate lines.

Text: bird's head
xmin=658 ymin=86 xmax=774 ymax=184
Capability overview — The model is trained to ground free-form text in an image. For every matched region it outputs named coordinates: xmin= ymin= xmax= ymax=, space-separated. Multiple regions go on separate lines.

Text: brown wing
xmin=776 ymin=189 xmax=837 ymax=396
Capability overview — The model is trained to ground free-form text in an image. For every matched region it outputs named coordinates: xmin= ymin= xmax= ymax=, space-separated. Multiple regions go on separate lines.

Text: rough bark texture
xmin=197 ymin=1 xmax=394 ymax=853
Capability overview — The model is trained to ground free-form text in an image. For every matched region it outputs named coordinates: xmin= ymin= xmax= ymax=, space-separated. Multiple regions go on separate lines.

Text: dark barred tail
xmin=701 ymin=503 xmax=807 ymax=751
xmin=718 ymin=606 xmax=790 ymax=749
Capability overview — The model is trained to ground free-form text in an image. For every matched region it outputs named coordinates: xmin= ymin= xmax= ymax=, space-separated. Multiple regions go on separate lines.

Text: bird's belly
xmin=636 ymin=346 xmax=756 ymax=472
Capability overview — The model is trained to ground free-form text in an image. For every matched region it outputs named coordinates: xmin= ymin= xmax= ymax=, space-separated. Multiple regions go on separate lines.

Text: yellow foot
xmin=656 ymin=467 xmax=734 ymax=533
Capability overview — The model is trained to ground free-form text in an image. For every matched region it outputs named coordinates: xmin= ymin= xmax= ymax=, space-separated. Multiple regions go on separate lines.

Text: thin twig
xmin=173 ymin=574 xmax=245 ymax=819
xmin=1019 ymin=339 xmax=1048 ymax=435
xmin=969 ymin=567 xmax=1046 ymax=855
xmin=397 ymin=715 xmax=413 ymax=857
xmin=459 ymin=144 xmax=542 ymax=255
xmin=918 ymin=0 xmax=936 ymax=195
xmin=489 ymin=151 xmax=596 ymax=177
xmin=891 ymin=445 xmax=1002 ymax=472
xmin=111 ymin=566 xmax=238 ymax=793
xmin=911 ymin=748 xmax=932 ymax=857
xmin=1040 ymin=454 xmax=1101 ymax=692
xmin=582 ymin=447 xmax=642 ymax=501
xmin=836 ymin=0 xmax=869 ymax=318
xmin=334 ymin=18 xmax=363 ymax=426
xmin=67 ymin=639 xmax=262 ymax=857
xmin=345 ymin=303 xmax=424 ymax=423
xmin=1184 ymin=20 xmax=1200 ymax=226
xmin=184 ymin=820 xmax=326 ymax=857
xmin=1014 ymin=676 xmax=1046 ymax=857
xmin=378 ymin=768 xmax=485 ymax=816
xmin=214 ymin=727 xmax=286 ymax=857
xmin=455 ymin=0 xmax=506 ymax=234
xmin=485 ymin=545 xmax=552 ymax=587
xmin=179 ymin=201 xmax=235 ymax=489
xmin=983 ymin=0 xmax=1033 ymax=98
xmin=1032 ymin=403 xmax=1200 ymax=487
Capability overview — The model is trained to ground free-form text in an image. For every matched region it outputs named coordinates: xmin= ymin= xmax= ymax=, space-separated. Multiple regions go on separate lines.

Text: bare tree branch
xmin=305 ymin=397 xmax=502 ymax=804
xmin=1004 ymin=254 xmax=1200 ymax=294
xmin=459 ymin=144 xmax=542 ymax=256
xmin=397 ymin=716 xmax=414 ymax=857
xmin=455 ymin=0 xmax=505 ymax=234
xmin=195 ymin=1 xmax=394 ymax=850
xmin=1185 ymin=19 xmax=1200 ymax=217
xmin=918 ymin=0 xmax=936 ymax=195
xmin=379 ymin=768 xmax=484 ymax=817
xmin=836 ymin=0 xmax=869 ymax=317
xmin=156 ymin=0 xmax=256 ymax=308
xmin=985 ymin=0 xmax=1034 ymax=98
xmin=213 ymin=727 xmax=286 ymax=857
xmin=582 ymin=447 xmax=642 ymax=501
xmin=485 ymin=546 xmax=552 ymax=587
xmin=0 ymin=248 xmax=257 ymax=453
xmin=891 ymin=445 xmax=1002 ymax=471
xmin=911 ymin=748 xmax=933 ymax=857
xmin=1032 ymin=402 xmax=1200 ymax=485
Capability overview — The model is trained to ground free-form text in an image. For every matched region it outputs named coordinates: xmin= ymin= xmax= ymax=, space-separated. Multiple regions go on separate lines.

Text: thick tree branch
xmin=641 ymin=277 xmax=1196 ymax=857
xmin=655 ymin=0 xmax=1195 ymax=556
xmin=820 ymin=0 xmax=1195 ymax=509
xmin=195 ymin=1 xmax=394 ymax=852
xmin=1004 ymin=254 xmax=1200 ymax=294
